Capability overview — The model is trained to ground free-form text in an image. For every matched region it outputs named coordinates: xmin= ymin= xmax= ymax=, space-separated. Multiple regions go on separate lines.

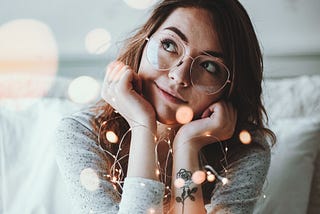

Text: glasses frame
xmin=145 ymin=32 xmax=232 ymax=95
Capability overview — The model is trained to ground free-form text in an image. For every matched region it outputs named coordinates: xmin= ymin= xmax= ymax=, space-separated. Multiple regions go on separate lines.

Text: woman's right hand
xmin=101 ymin=61 xmax=156 ymax=128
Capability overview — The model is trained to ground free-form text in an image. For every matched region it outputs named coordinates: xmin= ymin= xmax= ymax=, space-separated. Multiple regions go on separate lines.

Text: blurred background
xmin=1 ymin=0 xmax=319 ymax=84
xmin=1 ymin=0 xmax=320 ymax=214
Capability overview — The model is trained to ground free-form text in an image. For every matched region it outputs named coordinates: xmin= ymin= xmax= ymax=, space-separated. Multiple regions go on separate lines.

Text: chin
xmin=155 ymin=113 xmax=178 ymax=125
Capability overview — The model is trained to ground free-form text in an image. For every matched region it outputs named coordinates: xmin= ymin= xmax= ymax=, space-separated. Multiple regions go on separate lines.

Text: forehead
xmin=156 ymin=7 xmax=221 ymax=52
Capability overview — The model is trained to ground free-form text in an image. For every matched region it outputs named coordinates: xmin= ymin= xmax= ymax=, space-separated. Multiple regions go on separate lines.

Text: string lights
xmin=79 ymin=105 xmax=260 ymax=209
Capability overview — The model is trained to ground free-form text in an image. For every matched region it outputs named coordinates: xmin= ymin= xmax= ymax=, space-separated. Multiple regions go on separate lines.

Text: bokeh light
xmin=85 ymin=28 xmax=111 ymax=55
xmin=106 ymin=131 xmax=119 ymax=143
xmin=239 ymin=130 xmax=252 ymax=144
xmin=148 ymin=208 xmax=156 ymax=214
xmin=191 ymin=170 xmax=206 ymax=185
xmin=175 ymin=105 xmax=194 ymax=124
xmin=207 ymin=174 xmax=216 ymax=182
xmin=221 ymin=177 xmax=229 ymax=185
xmin=123 ymin=0 xmax=157 ymax=10
xmin=0 ymin=19 xmax=58 ymax=99
xmin=174 ymin=178 xmax=185 ymax=188
xmin=68 ymin=76 xmax=100 ymax=104
xmin=80 ymin=168 xmax=100 ymax=191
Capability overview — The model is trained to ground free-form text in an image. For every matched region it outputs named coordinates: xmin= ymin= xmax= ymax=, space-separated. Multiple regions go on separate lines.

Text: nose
xmin=168 ymin=58 xmax=192 ymax=87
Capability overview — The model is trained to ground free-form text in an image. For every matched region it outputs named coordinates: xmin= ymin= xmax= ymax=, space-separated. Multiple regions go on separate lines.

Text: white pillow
xmin=254 ymin=117 xmax=320 ymax=214
xmin=0 ymin=98 xmax=82 ymax=214
xmin=262 ymin=75 xmax=320 ymax=119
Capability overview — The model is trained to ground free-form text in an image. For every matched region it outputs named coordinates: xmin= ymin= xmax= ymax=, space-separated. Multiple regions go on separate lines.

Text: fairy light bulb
xmin=68 ymin=76 xmax=100 ymax=104
xmin=85 ymin=28 xmax=111 ymax=55
xmin=148 ymin=208 xmax=156 ymax=214
xmin=191 ymin=170 xmax=206 ymax=184
xmin=111 ymin=176 xmax=117 ymax=183
xmin=239 ymin=130 xmax=252 ymax=144
xmin=80 ymin=168 xmax=100 ymax=191
xmin=123 ymin=0 xmax=156 ymax=10
xmin=106 ymin=131 xmax=118 ymax=143
xmin=175 ymin=105 xmax=194 ymax=124
xmin=174 ymin=178 xmax=185 ymax=188
xmin=155 ymin=169 xmax=160 ymax=176
xmin=207 ymin=174 xmax=216 ymax=182
xmin=221 ymin=177 xmax=229 ymax=185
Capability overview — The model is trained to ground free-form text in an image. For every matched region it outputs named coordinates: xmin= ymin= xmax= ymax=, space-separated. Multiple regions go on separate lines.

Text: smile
xmin=155 ymin=83 xmax=188 ymax=104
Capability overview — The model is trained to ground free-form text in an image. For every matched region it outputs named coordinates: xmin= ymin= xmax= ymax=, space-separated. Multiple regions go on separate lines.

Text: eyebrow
xmin=164 ymin=26 xmax=188 ymax=43
xmin=163 ymin=26 xmax=224 ymax=59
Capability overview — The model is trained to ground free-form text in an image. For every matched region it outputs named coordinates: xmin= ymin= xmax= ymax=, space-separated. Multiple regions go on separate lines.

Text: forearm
xmin=170 ymin=144 xmax=206 ymax=214
xmin=127 ymin=123 xmax=159 ymax=181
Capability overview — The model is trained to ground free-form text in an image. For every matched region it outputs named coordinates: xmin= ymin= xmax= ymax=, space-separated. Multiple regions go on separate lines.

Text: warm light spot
xmin=148 ymin=208 xmax=156 ymax=214
xmin=0 ymin=19 xmax=58 ymax=99
xmin=155 ymin=169 xmax=160 ymax=176
xmin=123 ymin=0 xmax=156 ymax=9
xmin=106 ymin=131 xmax=118 ymax=143
xmin=80 ymin=168 xmax=100 ymax=191
xmin=222 ymin=177 xmax=229 ymax=185
xmin=207 ymin=174 xmax=216 ymax=182
xmin=68 ymin=76 xmax=100 ymax=104
xmin=239 ymin=130 xmax=252 ymax=144
xmin=85 ymin=28 xmax=111 ymax=54
xmin=175 ymin=105 xmax=194 ymax=124
xmin=174 ymin=178 xmax=185 ymax=188
xmin=191 ymin=170 xmax=206 ymax=185
xmin=111 ymin=176 xmax=117 ymax=183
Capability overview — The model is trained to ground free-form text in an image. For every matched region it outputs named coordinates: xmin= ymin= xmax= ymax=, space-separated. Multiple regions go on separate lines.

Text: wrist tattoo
xmin=175 ymin=169 xmax=198 ymax=204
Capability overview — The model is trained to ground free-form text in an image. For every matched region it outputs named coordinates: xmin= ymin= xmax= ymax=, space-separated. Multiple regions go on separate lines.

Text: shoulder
xmin=54 ymin=107 xmax=101 ymax=152
xmin=58 ymin=108 xmax=96 ymax=133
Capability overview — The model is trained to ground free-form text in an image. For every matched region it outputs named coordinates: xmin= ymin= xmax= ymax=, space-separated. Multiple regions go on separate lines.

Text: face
xmin=138 ymin=7 xmax=226 ymax=124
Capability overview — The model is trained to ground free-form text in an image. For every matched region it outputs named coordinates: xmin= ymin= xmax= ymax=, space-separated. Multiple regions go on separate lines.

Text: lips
xmin=155 ymin=83 xmax=188 ymax=104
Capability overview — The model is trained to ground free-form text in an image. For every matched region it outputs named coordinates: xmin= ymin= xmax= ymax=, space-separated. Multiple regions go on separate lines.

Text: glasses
xmin=145 ymin=32 xmax=231 ymax=95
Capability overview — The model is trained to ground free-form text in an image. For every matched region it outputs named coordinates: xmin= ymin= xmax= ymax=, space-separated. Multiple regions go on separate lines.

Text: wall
xmin=1 ymin=0 xmax=319 ymax=79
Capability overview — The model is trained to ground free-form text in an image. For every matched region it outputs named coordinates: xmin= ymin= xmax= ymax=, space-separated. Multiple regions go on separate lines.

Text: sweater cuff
xmin=119 ymin=177 xmax=165 ymax=214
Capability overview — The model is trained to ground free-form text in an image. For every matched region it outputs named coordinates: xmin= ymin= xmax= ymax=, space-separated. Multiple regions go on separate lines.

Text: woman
xmin=55 ymin=0 xmax=275 ymax=213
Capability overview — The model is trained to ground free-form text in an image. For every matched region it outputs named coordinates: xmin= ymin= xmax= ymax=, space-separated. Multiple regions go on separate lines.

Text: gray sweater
xmin=55 ymin=110 xmax=270 ymax=214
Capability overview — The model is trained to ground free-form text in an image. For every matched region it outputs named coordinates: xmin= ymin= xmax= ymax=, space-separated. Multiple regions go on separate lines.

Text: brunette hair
xmin=90 ymin=0 xmax=275 ymax=202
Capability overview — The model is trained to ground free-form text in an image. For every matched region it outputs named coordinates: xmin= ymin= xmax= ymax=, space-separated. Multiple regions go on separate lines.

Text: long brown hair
xmin=90 ymin=0 xmax=275 ymax=201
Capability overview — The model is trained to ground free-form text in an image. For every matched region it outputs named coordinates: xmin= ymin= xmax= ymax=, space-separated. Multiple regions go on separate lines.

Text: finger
xmin=108 ymin=62 xmax=124 ymax=82
xmin=105 ymin=61 xmax=119 ymax=80
xmin=118 ymin=66 xmax=134 ymax=92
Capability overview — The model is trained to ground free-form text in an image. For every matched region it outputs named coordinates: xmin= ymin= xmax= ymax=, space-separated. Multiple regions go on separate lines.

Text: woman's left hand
xmin=173 ymin=101 xmax=237 ymax=152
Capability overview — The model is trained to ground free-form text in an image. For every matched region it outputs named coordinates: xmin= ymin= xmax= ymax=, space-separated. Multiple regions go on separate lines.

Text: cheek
xmin=189 ymin=93 xmax=220 ymax=117
xmin=138 ymin=51 xmax=156 ymax=79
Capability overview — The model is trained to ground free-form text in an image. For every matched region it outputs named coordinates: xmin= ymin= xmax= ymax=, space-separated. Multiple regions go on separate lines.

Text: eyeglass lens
xmin=146 ymin=32 xmax=229 ymax=95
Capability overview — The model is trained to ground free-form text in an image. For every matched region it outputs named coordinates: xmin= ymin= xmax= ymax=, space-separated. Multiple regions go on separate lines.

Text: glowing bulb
xmin=80 ymin=168 xmax=100 ymax=191
xmin=207 ymin=174 xmax=216 ymax=182
xmin=239 ymin=130 xmax=252 ymax=144
xmin=148 ymin=208 xmax=156 ymax=214
xmin=85 ymin=28 xmax=111 ymax=54
xmin=111 ymin=176 xmax=117 ymax=183
xmin=176 ymin=105 xmax=194 ymax=124
xmin=263 ymin=194 xmax=266 ymax=199
xmin=106 ymin=131 xmax=118 ymax=143
xmin=0 ymin=19 xmax=58 ymax=99
xmin=155 ymin=169 xmax=160 ymax=176
xmin=191 ymin=170 xmax=206 ymax=184
xmin=123 ymin=0 xmax=156 ymax=10
xmin=68 ymin=76 xmax=100 ymax=104
xmin=221 ymin=177 xmax=229 ymax=185
xmin=174 ymin=178 xmax=185 ymax=188
xmin=140 ymin=182 xmax=145 ymax=187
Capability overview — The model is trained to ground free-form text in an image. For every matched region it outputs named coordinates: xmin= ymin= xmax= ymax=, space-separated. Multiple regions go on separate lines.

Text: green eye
xmin=161 ymin=39 xmax=177 ymax=53
xmin=202 ymin=61 xmax=219 ymax=74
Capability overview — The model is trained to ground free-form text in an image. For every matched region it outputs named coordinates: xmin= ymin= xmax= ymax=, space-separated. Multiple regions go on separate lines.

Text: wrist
xmin=173 ymin=132 xmax=202 ymax=154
